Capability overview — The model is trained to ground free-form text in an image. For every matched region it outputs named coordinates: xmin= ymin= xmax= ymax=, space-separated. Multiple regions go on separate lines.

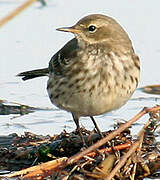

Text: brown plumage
xmin=18 ymin=14 xmax=140 ymax=144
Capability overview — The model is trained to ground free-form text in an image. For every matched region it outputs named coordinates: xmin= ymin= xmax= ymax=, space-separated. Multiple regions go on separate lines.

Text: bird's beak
xmin=56 ymin=26 xmax=80 ymax=34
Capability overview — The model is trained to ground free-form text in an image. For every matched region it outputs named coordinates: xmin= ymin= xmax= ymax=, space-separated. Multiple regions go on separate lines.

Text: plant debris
xmin=0 ymin=106 xmax=159 ymax=179
xmin=0 ymin=99 xmax=52 ymax=115
xmin=139 ymin=84 xmax=160 ymax=95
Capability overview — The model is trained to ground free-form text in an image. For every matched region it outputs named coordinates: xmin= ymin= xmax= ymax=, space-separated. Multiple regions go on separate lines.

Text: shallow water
xmin=0 ymin=0 xmax=160 ymax=138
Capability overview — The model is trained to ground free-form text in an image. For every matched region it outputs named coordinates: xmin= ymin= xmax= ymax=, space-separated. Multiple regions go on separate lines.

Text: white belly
xmin=47 ymin=76 xmax=135 ymax=117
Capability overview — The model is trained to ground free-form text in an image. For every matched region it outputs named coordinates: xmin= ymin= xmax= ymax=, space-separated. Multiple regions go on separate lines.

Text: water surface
xmin=0 ymin=0 xmax=160 ymax=136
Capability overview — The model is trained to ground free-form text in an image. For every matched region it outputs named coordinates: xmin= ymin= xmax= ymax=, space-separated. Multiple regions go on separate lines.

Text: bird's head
xmin=57 ymin=14 xmax=131 ymax=46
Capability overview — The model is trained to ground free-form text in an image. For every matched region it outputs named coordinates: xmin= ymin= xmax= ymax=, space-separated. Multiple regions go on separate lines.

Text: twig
xmin=104 ymin=120 xmax=151 ymax=180
xmin=130 ymin=120 xmax=150 ymax=180
xmin=0 ymin=0 xmax=37 ymax=27
xmin=105 ymin=140 xmax=140 ymax=180
xmin=7 ymin=157 xmax=67 ymax=178
xmin=87 ymin=142 xmax=131 ymax=157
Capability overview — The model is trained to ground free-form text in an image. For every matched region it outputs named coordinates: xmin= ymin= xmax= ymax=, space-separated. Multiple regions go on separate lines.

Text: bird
xmin=18 ymin=14 xmax=140 ymax=144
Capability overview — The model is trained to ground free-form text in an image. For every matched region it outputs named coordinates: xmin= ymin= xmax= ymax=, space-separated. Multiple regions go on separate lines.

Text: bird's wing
xmin=48 ymin=38 xmax=79 ymax=76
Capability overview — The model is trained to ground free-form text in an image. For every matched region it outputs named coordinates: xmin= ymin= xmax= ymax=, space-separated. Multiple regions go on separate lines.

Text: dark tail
xmin=17 ymin=68 xmax=49 ymax=81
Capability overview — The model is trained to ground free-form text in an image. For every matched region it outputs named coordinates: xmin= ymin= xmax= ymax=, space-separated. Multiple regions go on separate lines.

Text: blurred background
xmin=0 ymin=0 xmax=160 ymax=136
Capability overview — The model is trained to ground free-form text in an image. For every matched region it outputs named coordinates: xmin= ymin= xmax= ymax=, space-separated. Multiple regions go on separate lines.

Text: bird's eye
xmin=88 ymin=25 xmax=96 ymax=32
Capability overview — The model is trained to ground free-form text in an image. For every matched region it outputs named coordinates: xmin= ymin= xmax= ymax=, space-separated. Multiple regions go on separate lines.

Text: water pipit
xmin=18 ymin=14 xmax=140 ymax=144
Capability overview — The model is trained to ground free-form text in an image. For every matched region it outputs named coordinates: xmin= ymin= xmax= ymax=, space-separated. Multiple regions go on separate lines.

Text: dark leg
xmin=90 ymin=116 xmax=104 ymax=138
xmin=72 ymin=114 xmax=86 ymax=146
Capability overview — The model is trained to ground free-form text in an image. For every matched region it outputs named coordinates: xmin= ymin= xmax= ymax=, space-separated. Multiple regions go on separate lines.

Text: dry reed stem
xmin=104 ymin=120 xmax=151 ymax=180
xmin=0 ymin=0 xmax=37 ymax=27
xmin=7 ymin=157 xmax=67 ymax=178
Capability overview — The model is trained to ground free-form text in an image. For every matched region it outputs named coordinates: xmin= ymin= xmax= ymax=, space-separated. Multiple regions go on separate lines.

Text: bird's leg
xmin=72 ymin=114 xmax=86 ymax=146
xmin=90 ymin=116 xmax=104 ymax=138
